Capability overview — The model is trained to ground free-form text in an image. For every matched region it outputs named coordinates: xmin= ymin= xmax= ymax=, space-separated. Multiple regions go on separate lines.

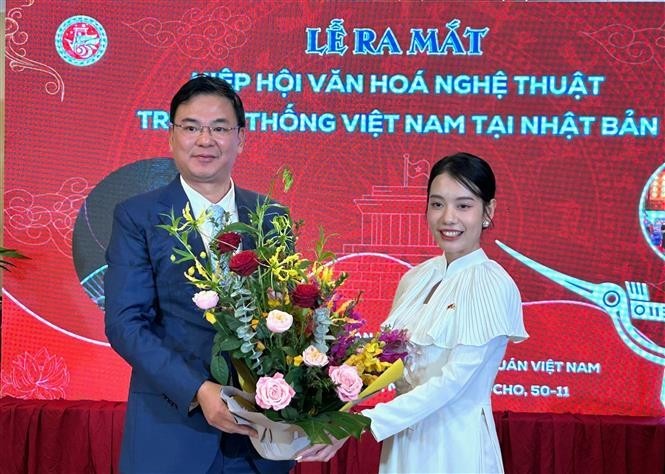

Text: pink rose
xmin=266 ymin=309 xmax=293 ymax=333
xmin=328 ymin=364 xmax=363 ymax=402
xmin=302 ymin=345 xmax=329 ymax=367
xmin=192 ymin=290 xmax=219 ymax=310
xmin=255 ymin=372 xmax=295 ymax=410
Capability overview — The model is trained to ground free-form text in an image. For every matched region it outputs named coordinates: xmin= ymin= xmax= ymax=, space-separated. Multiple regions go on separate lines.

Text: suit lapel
xmin=235 ymin=186 xmax=260 ymax=251
xmin=157 ymin=176 xmax=206 ymax=258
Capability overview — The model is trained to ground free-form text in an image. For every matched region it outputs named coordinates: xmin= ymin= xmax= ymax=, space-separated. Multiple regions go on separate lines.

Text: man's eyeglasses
xmin=172 ymin=123 xmax=241 ymax=139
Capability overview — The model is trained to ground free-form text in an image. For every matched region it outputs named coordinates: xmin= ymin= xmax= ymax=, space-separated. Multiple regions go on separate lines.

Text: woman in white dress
xmin=300 ymin=152 xmax=528 ymax=472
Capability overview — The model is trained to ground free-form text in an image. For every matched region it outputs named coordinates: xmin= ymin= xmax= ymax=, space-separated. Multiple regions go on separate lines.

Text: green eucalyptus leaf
xmin=223 ymin=313 xmax=244 ymax=331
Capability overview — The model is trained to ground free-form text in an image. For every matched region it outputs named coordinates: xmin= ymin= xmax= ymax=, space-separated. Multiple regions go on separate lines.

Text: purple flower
xmin=378 ymin=328 xmax=409 ymax=363
xmin=329 ymin=335 xmax=355 ymax=366
xmin=344 ymin=308 xmax=365 ymax=331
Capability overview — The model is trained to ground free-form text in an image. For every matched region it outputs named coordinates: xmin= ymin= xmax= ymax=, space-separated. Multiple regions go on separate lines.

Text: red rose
xmin=291 ymin=283 xmax=320 ymax=309
xmin=215 ymin=232 xmax=241 ymax=254
xmin=229 ymin=250 xmax=260 ymax=276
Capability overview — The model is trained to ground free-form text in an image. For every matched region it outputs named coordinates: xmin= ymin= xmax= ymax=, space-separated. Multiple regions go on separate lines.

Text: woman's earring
xmin=482 ymin=220 xmax=490 ymax=228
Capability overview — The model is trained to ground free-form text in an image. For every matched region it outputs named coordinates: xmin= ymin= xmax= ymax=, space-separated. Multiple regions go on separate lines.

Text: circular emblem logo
xmin=638 ymin=162 xmax=665 ymax=261
xmin=55 ymin=15 xmax=108 ymax=66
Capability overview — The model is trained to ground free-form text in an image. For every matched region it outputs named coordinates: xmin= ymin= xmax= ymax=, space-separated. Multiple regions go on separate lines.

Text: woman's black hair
xmin=427 ymin=152 xmax=496 ymax=218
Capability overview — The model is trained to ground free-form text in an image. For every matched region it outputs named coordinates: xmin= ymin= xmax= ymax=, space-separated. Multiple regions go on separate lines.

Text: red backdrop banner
xmin=2 ymin=1 xmax=664 ymax=416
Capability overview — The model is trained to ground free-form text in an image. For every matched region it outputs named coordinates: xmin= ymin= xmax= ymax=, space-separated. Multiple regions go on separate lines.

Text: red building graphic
xmin=337 ymin=156 xmax=440 ymax=331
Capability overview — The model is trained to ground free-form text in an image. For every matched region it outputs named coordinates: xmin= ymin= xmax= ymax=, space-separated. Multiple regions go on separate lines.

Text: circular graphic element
xmin=55 ymin=15 xmax=108 ymax=66
xmin=73 ymin=158 xmax=178 ymax=314
xmin=638 ymin=162 xmax=665 ymax=261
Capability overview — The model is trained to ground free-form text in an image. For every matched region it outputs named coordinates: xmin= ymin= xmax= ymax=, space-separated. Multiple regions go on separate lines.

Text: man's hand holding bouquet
xmin=159 ymin=170 xmax=408 ymax=460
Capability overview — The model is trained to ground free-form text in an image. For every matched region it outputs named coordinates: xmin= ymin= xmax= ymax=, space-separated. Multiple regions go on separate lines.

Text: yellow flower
xmin=362 ymin=374 xmax=378 ymax=385
xmin=204 ymin=311 xmax=216 ymax=324
xmin=184 ymin=202 xmax=209 ymax=229
xmin=267 ymin=288 xmax=286 ymax=308
xmin=187 ymin=266 xmax=196 ymax=276
xmin=345 ymin=354 xmax=366 ymax=373
xmin=368 ymin=341 xmax=382 ymax=353
xmin=195 ymin=260 xmax=208 ymax=276
xmin=293 ymin=355 xmax=304 ymax=366
xmin=313 ymin=262 xmax=334 ymax=285
xmin=268 ymin=247 xmax=304 ymax=282
xmin=256 ymin=341 xmax=265 ymax=351
xmin=333 ymin=299 xmax=353 ymax=317
xmin=183 ymin=202 xmax=194 ymax=222
xmin=251 ymin=319 xmax=260 ymax=330
xmin=344 ymin=342 xmax=391 ymax=377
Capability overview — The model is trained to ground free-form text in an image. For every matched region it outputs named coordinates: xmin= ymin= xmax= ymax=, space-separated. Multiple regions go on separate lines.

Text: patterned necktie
xmin=208 ymin=204 xmax=225 ymax=270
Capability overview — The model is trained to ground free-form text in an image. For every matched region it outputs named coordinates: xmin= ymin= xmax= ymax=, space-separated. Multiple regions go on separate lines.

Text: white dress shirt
xmin=180 ymin=176 xmax=239 ymax=253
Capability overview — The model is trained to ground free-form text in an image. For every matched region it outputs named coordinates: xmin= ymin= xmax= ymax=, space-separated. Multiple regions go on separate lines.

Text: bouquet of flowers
xmin=159 ymin=170 xmax=408 ymax=460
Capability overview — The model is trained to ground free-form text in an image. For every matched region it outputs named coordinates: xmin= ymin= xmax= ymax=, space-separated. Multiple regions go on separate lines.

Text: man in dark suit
xmin=104 ymin=76 xmax=293 ymax=473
